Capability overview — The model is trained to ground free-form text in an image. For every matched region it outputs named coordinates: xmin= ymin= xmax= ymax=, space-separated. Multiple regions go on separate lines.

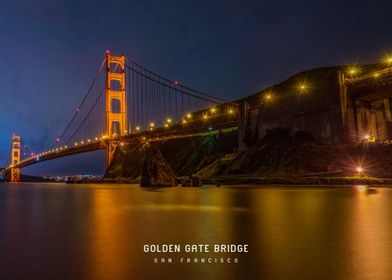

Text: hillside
xmin=105 ymin=64 xmax=392 ymax=182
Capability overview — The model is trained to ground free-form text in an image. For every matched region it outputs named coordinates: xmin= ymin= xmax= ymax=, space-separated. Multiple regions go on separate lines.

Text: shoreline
xmin=4 ymin=175 xmax=390 ymax=186
xmin=106 ymin=175 xmax=392 ymax=186
xmin=198 ymin=176 xmax=392 ymax=186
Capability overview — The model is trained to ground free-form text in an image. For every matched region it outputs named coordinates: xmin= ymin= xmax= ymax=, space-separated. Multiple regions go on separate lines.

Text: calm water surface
xmin=0 ymin=183 xmax=391 ymax=280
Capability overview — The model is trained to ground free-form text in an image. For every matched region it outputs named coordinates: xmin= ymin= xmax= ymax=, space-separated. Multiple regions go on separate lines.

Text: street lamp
xmin=356 ymin=166 xmax=364 ymax=175
xmin=264 ymin=92 xmax=272 ymax=102
xmin=348 ymin=67 xmax=357 ymax=76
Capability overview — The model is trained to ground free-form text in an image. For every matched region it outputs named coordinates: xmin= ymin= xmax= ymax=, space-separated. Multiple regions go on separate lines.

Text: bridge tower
xmin=10 ymin=134 xmax=21 ymax=183
xmin=105 ymin=51 xmax=127 ymax=168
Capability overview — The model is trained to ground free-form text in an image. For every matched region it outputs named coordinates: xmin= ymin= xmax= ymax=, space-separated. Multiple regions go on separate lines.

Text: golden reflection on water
xmin=89 ymin=189 xmax=135 ymax=280
xmin=351 ymin=185 xmax=392 ymax=280
xmin=1 ymin=184 xmax=392 ymax=280
xmin=86 ymin=187 xmax=253 ymax=280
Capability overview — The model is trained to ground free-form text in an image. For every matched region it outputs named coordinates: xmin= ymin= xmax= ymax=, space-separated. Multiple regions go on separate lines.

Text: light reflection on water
xmin=0 ymin=184 xmax=391 ymax=280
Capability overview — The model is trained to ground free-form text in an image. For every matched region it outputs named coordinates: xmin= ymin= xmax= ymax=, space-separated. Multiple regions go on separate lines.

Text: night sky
xmin=1 ymin=0 xmax=392 ymax=176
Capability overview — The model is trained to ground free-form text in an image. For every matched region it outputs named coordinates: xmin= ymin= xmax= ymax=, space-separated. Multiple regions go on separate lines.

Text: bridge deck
xmin=7 ymin=118 xmax=238 ymax=170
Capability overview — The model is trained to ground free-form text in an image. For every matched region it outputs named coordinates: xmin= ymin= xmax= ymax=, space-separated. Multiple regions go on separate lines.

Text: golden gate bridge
xmin=2 ymin=51 xmax=239 ymax=182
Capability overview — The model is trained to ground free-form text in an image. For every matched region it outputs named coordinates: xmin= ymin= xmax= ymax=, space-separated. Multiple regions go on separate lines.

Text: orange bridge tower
xmin=11 ymin=134 xmax=21 ymax=183
xmin=105 ymin=52 xmax=127 ymax=168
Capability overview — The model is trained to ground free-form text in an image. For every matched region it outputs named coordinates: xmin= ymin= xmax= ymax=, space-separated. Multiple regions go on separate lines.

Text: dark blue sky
xmin=1 ymin=0 xmax=392 ymax=175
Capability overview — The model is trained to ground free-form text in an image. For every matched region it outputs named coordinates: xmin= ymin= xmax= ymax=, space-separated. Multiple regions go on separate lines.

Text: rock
xmin=182 ymin=176 xmax=202 ymax=187
xmin=141 ymin=146 xmax=177 ymax=187
xmin=191 ymin=176 xmax=202 ymax=187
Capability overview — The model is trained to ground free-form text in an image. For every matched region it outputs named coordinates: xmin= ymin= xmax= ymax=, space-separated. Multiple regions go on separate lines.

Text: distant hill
xmin=1 ymin=172 xmax=46 ymax=182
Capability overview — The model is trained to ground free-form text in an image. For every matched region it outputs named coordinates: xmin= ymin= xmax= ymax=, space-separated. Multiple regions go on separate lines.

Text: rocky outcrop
xmin=104 ymin=131 xmax=237 ymax=180
xmin=140 ymin=146 xmax=177 ymax=187
xmin=105 ymin=142 xmax=147 ymax=180
xmin=105 ymin=126 xmax=392 ymax=181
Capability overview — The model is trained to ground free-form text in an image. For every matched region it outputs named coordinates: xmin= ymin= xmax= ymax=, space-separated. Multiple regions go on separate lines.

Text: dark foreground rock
xmin=182 ymin=176 xmax=202 ymax=187
xmin=105 ymin=128 xmax=392 ymax=184
xmin=141 ymin=146 xmax=177 ymax=187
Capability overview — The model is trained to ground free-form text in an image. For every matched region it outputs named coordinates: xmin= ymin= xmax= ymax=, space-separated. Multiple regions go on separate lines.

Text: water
xmin=0 ymin=184 xmax=391 ymax=280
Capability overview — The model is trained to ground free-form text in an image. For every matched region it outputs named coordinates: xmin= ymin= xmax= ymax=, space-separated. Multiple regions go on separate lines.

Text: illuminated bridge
xmin=2 ymin=51 xmax=239 ymax=182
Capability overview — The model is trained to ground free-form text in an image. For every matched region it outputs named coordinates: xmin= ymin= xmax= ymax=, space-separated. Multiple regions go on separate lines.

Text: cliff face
xmin=105 ymin=142 xmax=147 ymax=180
xmin=105 ymin=128 xmax=392 ymax=180
xmin=105 ymin=64 xmax=392 ymax=180
xmin=140 ymin=146 xmax=177 ymax=187
xmin=105 ymin=130 xmax=238 ymax=180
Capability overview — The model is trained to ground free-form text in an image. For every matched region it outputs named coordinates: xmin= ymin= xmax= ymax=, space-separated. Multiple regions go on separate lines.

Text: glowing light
xmin=356 ymin=185 xmax=366 ymax=191
xmin=166 ymin=118 xmax=172 ymax=123
xmin=203 ymin=114 xmax=208 ymax=120
xmin=265 ymin=93 xmax=272 ymax=101
xmin=228 ymin=108 xmax=234 ymax=114
xmin=135 ymin=126 xmax=141 ymax=131
xmin=356 ymin=166 xmax=364 ymax=174
xmin=364 ymin=134 xmax=370 ymax=141
xmin=149 ymin=122 xmax=155 ymax=127
xmin=173 ymin=81 xmax=179 ymax=85
xmin=385 ymin=56 xmax=392 ymax=65
xmin=164 ymin=123 xmax=169 ymax=128
xmin=186 ymin=113 xmax=192 ymax=119
xmin=95 ymin=137 xmax=98 ymax=141
xmin=298 ymin=83 xmax=308 ymax=92
xmin=348 ymin=67 xmax=357 ymax=76
xmin=87 ymin=139 xmax=91 ymax=143
xmin=120 ymin=142 xmax=124 ymax=146
xmin=374 ymin=72 xmax=380 ymax=78
xmin=74 ymin=142 xmax=78 ymax=146
xmin=56 ymin=137 xmax=60 ymax=142
xmin=81 ymin=141 xmax=84 ymax=144
xmin=210 ymin=107 xmax=217 ymax=113
xmin=182 ymin=119 xmax=187 ymax=124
